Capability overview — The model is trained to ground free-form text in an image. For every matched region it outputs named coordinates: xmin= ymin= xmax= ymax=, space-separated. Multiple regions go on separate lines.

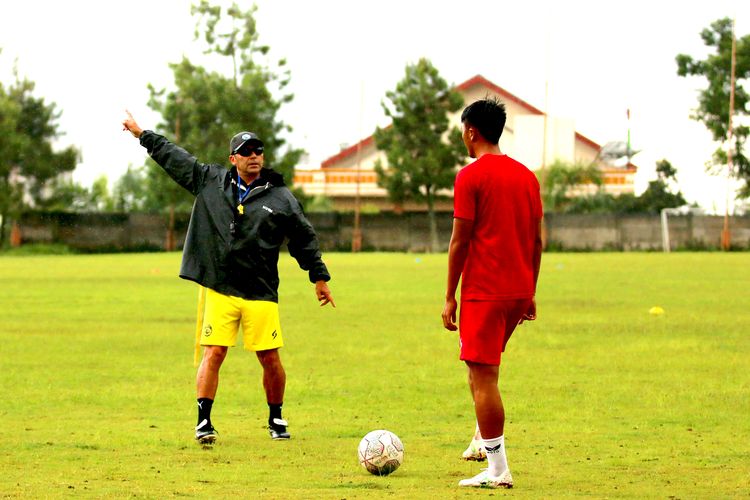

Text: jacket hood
xmin=259 ymin=167 xmax=285 ymax=186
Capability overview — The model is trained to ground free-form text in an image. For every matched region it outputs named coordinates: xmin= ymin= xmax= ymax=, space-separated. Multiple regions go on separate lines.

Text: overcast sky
xmin=1 ymin=0 xmax=747 ymax=213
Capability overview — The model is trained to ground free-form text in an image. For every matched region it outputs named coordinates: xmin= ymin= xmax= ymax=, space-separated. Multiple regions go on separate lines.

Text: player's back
xmin=454 ymin=154 xmax=542 ymax=300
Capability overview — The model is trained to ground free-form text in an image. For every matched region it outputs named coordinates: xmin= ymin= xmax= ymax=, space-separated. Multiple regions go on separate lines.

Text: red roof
xmin=321 ymin=74 xmax=603 ymax=168
xmin=321 ymin=135 xmax=376 ymax=169
xmin=455 ymin=75 xmax=545 ymax=116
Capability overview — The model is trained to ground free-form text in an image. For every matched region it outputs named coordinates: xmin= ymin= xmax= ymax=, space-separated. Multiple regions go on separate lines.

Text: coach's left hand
xmin=315 ymin=280 xmax=335 ymax=307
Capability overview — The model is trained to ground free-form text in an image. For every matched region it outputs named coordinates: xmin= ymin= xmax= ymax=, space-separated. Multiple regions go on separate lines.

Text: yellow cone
xmin=649 ymin=306 xmax=664 ymax=316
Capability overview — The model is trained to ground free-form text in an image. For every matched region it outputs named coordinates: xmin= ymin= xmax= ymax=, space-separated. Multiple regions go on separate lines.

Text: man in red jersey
xmin=442 ymin=97 xmax=543 ymax=489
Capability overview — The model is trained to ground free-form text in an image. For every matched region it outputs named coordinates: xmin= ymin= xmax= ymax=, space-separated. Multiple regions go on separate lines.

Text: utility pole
xmin=540 ymin=79 xmax=549 ymax=249
xmin=352 ymin=82 xmax=364 ymax=252
xmin=626 ymin=108 xmax=632 ymax=164
xmin=352 ymin=139 xmax=362 ymax=252
xmin=721 ymin=17 xmax=737 ymax=251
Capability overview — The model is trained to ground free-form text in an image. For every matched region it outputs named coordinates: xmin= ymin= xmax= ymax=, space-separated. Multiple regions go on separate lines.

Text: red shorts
xmin=459 ymin=298 xmax=532 ymax=365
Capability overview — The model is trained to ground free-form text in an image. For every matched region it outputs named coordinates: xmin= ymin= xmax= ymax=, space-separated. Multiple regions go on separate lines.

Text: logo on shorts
xmin=271 ymin=330 xmax=277 ymax=339
xmin=203 ymin=325 xmax=213 ymax=337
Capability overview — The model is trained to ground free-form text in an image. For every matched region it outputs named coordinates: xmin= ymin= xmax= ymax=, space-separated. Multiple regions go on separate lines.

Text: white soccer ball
xmin=358 ymin=429 xmax=404 ymax=476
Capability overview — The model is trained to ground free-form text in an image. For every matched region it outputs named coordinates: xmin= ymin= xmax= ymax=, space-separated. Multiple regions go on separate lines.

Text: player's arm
xmin=521 ymin=218 xmax=543 ymax=323
xmin=442 ymin=217 xmax=473 ymax=331
xmin=531 ymin=218 xmax=543 ymax=287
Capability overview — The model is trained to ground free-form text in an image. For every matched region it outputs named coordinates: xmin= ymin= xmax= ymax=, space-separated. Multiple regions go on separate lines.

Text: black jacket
xmin=140 ymin=131 xmax=330 ymax=302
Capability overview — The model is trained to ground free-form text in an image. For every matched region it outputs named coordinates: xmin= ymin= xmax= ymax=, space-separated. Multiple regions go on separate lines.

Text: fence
xmin=11 ymin=211 xmax=750 ymax=252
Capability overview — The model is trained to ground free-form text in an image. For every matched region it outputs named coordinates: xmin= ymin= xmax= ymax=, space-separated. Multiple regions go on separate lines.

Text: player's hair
xmin=460 ymin=96 xmax=507 ymax=144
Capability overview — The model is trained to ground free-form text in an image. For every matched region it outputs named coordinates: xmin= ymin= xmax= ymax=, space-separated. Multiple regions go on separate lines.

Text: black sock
xmin=268 ymin=403 xmax=282 ymax=425
xmin=197 ymin=398 xmax=214 ymax=426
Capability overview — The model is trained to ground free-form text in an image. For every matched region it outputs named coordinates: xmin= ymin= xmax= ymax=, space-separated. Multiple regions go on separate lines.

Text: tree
xmin=635 ymin=159 xmax=687 ymax=213
xmin=0 ymin=66 xmax=79 ymax=245
xmin=112 ymin=166 xmax=149 ymax=213
xmin=36 ymin=178 xmax=95 ymax=212
xmin=545 ymin=158 xmax=687 ymax=214
xmin=540 ymin=160 xmax=603 ymax=212
xmin=676 ymin=17 xmax=750 ymax=197
xmin=373 ymin=58 xmax=466 ymax=251
xmin=144 ymin=1 xmax=303 ymax=248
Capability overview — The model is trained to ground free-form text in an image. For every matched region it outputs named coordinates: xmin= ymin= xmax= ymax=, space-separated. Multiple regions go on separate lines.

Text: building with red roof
xmin=294 ymin=75 xmax=637 ymax=211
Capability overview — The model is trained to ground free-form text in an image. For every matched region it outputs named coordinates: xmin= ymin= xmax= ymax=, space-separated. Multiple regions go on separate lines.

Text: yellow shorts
xmin=201 ymin=288 xmax=283 ymax=351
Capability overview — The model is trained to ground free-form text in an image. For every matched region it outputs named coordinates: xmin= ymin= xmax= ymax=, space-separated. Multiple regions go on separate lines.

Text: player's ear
xmin=229 ymin=154 xmax=237 ymax=166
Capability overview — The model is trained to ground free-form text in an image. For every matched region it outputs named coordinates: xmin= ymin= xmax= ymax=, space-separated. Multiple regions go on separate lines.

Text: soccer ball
xmin=358 ymin=429 xmax=404 ymax=476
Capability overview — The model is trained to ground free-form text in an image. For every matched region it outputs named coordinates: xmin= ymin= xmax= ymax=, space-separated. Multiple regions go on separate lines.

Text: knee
xmin=203 ymin=346 xmax=228 ymax=368
xmin=467 ymin=362 xmax=499 ymax=387
xmin=257 ymin=349 xmax=282 ymax=370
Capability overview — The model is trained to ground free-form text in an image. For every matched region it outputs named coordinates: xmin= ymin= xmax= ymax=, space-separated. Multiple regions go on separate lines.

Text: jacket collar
xmin=230 ymin=166 xmax=285 ymax=187
xmin=226 ymin=167 xmax=285 ymax=205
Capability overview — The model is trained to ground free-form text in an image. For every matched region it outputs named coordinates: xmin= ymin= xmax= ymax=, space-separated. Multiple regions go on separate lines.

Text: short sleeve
xmin=453 ymin=167 xmax=476 ymax=221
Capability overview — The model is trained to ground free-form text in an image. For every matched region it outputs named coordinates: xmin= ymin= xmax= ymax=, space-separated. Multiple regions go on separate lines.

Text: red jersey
xmin=453 ymin=154 xmax=543 ymax=300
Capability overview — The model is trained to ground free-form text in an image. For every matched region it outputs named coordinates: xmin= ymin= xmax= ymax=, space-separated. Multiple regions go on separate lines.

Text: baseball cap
xmin=230 ymin=131 xmax=263 ymax=154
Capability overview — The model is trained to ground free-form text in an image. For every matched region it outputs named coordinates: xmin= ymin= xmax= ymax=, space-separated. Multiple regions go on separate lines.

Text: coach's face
xmin=230 ymin=142 xmax=264 ymax=182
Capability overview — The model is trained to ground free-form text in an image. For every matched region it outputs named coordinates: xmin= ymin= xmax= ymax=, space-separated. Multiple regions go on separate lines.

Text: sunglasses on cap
xmin=235 ymin=144 xmax=264 ymax=157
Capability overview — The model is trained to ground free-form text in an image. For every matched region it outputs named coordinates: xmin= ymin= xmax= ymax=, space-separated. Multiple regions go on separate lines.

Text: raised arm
xmin=122 ymin=110 xmax=209 ymax=195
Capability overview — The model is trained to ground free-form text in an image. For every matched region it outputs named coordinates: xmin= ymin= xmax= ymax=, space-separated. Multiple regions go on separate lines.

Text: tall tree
xmin=676 ymin=17 xmax=750 ymax=197
xmin=0 ymin=65 xmax=79 ymax=245
xmin=374 ymin=58 xmax=466 ymax=251
xmin=146 ymin=1 xmax=303 ymax=248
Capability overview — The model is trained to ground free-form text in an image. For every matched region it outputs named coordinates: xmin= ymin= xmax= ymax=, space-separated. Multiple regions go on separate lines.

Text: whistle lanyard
xmin=237 ymin=173 xmax=252 ymax=214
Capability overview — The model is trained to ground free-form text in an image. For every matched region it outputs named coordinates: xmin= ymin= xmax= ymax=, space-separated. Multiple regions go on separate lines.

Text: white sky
xmin=1 ymin=0 xmax=747 ymax=213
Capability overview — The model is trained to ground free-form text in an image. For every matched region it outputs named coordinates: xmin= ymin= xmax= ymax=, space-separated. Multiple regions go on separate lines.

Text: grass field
xmin=1 ymin=251 xmax=748 ymax=498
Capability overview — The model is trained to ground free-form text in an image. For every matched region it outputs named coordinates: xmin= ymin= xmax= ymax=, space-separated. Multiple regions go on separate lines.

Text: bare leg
xmin=466 ymin=361 xmax=510 ymax=477
xmin=467 ymin=367 xmax=482 ymax=440
xmin=256 ymin=348 xmax=285 ymax=404
xmin=466 ymin=361 xmax=504 ymax=439
xmin=196 ymin=345 xmax=228 ymax=399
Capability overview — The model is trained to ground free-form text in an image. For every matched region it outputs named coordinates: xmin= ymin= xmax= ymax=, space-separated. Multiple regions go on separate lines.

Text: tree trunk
xmin=426 ymin=189 xmax=439 ymax=253
xmin=10 ymin=220 xmax=22 ymax=247
xmin=0 ymin=214 xmax=6 ymax=248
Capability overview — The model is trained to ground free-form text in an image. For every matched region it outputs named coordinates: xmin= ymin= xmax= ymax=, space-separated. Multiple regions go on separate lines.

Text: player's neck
xmin=475 ymin=143 xmax=502 ymax=158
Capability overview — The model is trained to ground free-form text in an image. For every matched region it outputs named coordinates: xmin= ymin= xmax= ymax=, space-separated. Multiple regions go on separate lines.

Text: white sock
xmin=483 ymin=435 xmax=508 ymax=477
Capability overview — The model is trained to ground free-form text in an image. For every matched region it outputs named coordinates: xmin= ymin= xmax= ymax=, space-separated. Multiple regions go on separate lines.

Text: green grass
xmin=1 ymin=252 xmax=748 ymax=498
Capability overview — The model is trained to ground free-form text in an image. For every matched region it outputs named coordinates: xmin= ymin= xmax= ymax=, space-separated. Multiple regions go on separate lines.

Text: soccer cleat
xmin=458 ymin=468 xmax=513 ymax=489
xmin=195 ymin=419 xmax=218 ymax=446
xmin=268 ymin=417 xmax=290 ymax=440
xmin=462 ymin=439 xmax=487 ymax=461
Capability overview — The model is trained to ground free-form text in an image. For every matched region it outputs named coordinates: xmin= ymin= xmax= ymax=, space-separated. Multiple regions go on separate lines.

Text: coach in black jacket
xmin=123 ymin=111 xmax=334 ymax=445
